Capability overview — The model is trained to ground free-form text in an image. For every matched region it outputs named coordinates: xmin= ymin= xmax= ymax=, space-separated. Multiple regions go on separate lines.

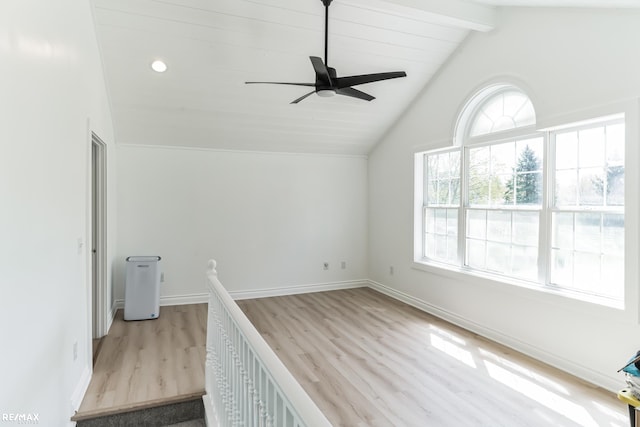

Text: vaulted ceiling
xmin=91 ymin=0 xmax=640 ymax=155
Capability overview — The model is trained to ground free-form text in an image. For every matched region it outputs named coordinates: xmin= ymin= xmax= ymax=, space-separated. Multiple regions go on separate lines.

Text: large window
xmin=415 ymin=86 xmax=625 ymax=305
xmin=550 ymin=122 xmax=625 ymax=300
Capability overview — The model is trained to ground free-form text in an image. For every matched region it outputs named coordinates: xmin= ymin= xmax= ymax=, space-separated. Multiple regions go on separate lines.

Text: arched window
xmin=468 ymin=89 xmax=535 ymax=137
xmin=416 ymin=84 xmax=625 ymax=305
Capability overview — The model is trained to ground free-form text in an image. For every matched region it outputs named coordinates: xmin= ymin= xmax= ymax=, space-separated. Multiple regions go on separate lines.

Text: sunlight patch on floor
xmin=430 ymin=333 xmax=476 ymax=368
xmin=591 ymin=401 xmax=628 ymax=427
xmin=479 ymin=348 xmax=570 ymax=396
xmin=485 ymin=360 xmax=599 ymax=427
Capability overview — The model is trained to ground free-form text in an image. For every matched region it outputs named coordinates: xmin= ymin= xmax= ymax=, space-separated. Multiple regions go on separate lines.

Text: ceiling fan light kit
xmin=246 ymin=0 xmax=407 ymax=104
xmin=317 ymin=89 xmax=336 ymax=97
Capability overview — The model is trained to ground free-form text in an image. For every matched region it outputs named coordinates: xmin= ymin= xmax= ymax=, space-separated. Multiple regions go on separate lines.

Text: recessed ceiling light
xmin=151 ymin=60 xmax=167 ymax=73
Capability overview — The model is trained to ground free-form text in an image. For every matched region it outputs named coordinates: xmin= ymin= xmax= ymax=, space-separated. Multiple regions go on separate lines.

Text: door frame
xmin=91 ymin=132 xmax=108 ymax=339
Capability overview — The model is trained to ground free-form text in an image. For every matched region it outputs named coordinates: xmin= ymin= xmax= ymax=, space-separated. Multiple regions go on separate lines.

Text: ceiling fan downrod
xmin=322 ymin=0 xmax=332 ymax=67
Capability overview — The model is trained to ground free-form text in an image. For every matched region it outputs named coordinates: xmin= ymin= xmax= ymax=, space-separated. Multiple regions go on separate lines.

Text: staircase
xmin=74 ymin=398 xmax=204 ymax=427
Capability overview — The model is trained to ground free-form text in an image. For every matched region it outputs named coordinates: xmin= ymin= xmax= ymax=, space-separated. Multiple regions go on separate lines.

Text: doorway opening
xmin=91 ymin=133 xmax=108 ymax=364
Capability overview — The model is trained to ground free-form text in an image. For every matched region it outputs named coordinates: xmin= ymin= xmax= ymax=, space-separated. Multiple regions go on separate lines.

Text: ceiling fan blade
xmin=290 ymin=90 xmax=317 ymax=104
xmin=335 ymin=87 xmax=375 ymax=102
xmin=309 ymin=56 xmax=331 ymax=86
xmin=245 ymin=81 xmax=315 ymax=87
xmin=334 ymin=71 xmax=406 ymax=89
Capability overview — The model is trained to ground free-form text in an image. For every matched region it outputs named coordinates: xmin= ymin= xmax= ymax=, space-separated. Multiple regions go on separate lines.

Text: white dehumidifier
xmin=124 ymin=256 xmax=161 ymax=321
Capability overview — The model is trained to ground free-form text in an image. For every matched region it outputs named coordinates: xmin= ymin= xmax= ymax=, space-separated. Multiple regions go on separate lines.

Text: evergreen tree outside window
xmin=503 ymin=144 xmax=542 ymax=205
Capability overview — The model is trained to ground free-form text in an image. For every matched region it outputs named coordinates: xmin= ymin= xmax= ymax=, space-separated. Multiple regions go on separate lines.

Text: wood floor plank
xmin=73 ymin=304 xmax=207 ymax=420
xmin=238 ymin=288 xmax=628 ymax=427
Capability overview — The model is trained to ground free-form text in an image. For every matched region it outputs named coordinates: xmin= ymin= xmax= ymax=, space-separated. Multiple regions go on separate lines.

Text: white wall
xmin=369 ymin=7 xmax=640 ymax=391
xmin=116 ymin=145 xmax=367 ymax=302
xmin=0 ymin=1 xmax=116 ymax=425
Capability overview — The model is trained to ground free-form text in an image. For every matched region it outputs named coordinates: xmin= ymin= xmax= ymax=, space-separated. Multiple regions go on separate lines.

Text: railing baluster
xmin=203 ymin=259 xmax=331 ymax=427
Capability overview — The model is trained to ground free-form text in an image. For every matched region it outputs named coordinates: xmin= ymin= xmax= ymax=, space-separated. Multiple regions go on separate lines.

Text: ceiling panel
xmin=92 ymin=0 xmax=496 ymax=155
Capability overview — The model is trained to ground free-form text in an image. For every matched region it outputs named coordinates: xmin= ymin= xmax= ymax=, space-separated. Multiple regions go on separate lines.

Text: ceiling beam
xmin=343 ymin=0 xmax=496 ymax=32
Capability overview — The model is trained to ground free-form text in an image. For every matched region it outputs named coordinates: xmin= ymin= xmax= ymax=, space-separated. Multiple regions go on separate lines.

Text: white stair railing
xmin=203 ymin=259 xmax=332 ymax=427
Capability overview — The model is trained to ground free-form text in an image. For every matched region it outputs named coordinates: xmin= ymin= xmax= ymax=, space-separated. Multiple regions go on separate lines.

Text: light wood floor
xmin=73 ymin=304 xmax=207 ymax=421
xmin=238 ymin=288 xmax=628 ymax=427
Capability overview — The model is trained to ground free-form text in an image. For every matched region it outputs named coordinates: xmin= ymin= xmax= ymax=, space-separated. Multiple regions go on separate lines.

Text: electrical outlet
xmin=390 ymin=266 xmax=394 ymax=275
xmin=160 ymin=272 xmax=165 ymax=282
xmin=73 ymin=341 xmax=78 ymax=361
xmin=341 ymin=261 xmax=346 ymax=269
xmin=323 ymin=262 xmax=329 ymax=270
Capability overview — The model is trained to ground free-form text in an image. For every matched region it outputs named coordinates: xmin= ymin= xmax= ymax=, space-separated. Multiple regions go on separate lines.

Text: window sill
xmin=412 ymin=259 xmax=625 ymax=311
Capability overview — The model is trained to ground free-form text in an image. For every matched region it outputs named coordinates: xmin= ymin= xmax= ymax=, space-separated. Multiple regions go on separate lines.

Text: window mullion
xmin=540 ymin=132 xmax=552 ymax=286
xmin=459 ymin=147 xmax=468 ymax=268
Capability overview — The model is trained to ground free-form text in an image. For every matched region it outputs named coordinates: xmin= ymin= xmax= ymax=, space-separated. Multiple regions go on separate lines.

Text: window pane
xmin=555 ymin=131 xmax=578 ymax=170
xmin=551 ymin=249 xmax=573 ymax=287
xmin=574 ymin=213 xmax=601 ymax=253
xmin=555 ymin=170 xmax=577 ymax=206
xmin=466 ymin=239 xmax=486 ymax=269
xmin=469 ymin=178 xmax=489 ymax=205
xmin=435 ymin=209 xmax=447 ymax=234
xmin=426 ymin=151 xmax=461 ymax=207
xmin=437 ymin=154 xmax=449 ymax=178
xmin=449 ymin=151 xmax=461 ymax=176
xmin=450 ymin=178 xmax=461 ymax=205
xmin=424 ymin=208 xmax=435 ymax=234
xmin=470 ymin=112 xmax=494 ymax=137
xmin=427 ymin=155 xmax=438 ymax=181
xmin=515 ymin=172 xmax=542 ymax=205
xmin=425 ymin=233 xmax=435 ymax=258
xmin=469 ymin=147 xmax=490 ymax=175
xmin=578 ymin=168 xmax=604 ymax=206
xmin=606 ymin=123 xmax=625 ymax=165
xmin=491 ymin=142 xmax=515 ymax=175
xmin=606 ymin=166 xmax=625 ymax=206
xmin=603 ymin=214 xmax=624 ymax=256
xmin=513 ymin=100 xmax=536 ymax=127
xmin=552 ymin=212 xmax=573 ymax=249
xmin=513 ymin=212 xmax=539 ymax=246
xmin=467 ymin=210 xmax=486 ymax=239
xmin=487 ymin=211 xmax=511 ymax=243
xmin=427 ymin=180 xmax=438 ymax=204
xmin=437 ymin=180 xmax=451 ymax=204
xmin=424 ymin=207 xmax=458 ymax=265
xmin=504 ymin=141 xmax=543 ymax=206
xmin=574 ymin=252 xmax=601 ymax=292
xmin=578 ymin=127 xmax=605 ymax=168
xmin=516 ymin=138 xmax=543 ymax=171
xmin=447 ymin=236 xmax=458 ymax=262
xmin=435 ymin=235 xmax=447 ymax=259
xmin=487 ymin=242 xmax=510 ymax=273
xmin=447 ymin=209 xmax=458 ymax=235
xmin=469 ymin=90 xmax=536 ymax=137
xmin=512 ymin=245 xmax=538 ymax=281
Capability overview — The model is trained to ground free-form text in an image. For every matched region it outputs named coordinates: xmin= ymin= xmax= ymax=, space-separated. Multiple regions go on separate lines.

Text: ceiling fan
xmin=245 ymin=0 xmax=407 ymax=104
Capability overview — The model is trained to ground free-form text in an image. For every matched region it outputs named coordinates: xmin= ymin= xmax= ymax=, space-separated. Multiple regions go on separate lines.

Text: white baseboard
xmin=114 ymin=292 xmax=209 ymax=310
xmin=107 ymin=302 xmax=117 ymax=332
xmin=367 ymin=279 xmax=620 ymax=393
xmin=70 ymin=364 xmax=91 ymax=417
xmin=229 ymin=280 xmax=368 ymax=300
xmin=159 ymin=292 xmax=209 ymax=306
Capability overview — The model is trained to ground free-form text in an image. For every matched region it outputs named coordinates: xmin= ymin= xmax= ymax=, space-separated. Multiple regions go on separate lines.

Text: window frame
xmin=546 ymin=117 xmax=626 ymax=300
xmin=414 ymin=89 xmax=631 ymax=310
